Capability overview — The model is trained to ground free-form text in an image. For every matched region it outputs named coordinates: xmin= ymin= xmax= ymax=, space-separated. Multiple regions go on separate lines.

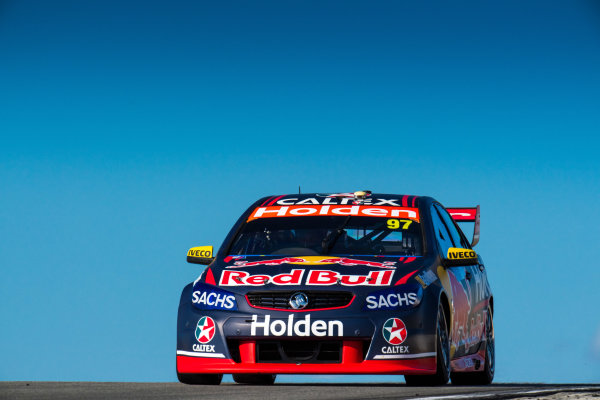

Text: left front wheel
xmin=405 ymin=303 xmax=450 ymax=386
xmin=451 ymin=306 xmax=494 ymax=385
xmin=177 ymin=372 xmax=223 ymax=385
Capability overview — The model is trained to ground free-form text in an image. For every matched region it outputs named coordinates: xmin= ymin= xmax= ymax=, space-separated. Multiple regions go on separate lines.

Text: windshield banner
xmin=247 ymin=205 xmax=420 ymax=222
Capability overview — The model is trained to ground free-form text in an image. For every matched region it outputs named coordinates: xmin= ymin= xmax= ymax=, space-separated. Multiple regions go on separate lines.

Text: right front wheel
xmin=405 ymin=304 xmax=450 ymax=386
xmin=177 ymin=372 xmax=222 ymax=385
xmin=232 ymin=374 xmax=276 ymax=385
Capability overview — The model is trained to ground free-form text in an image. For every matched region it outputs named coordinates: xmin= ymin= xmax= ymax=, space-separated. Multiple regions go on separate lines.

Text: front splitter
xmin=176 ymin=355 xmax=436 ymax=375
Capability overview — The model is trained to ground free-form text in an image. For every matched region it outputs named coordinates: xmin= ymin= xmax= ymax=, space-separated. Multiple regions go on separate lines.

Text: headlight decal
xmin=364 ymin=284 xmax=423 ymax=310
xmin=192 ymin=282 xmax=238 ymax=311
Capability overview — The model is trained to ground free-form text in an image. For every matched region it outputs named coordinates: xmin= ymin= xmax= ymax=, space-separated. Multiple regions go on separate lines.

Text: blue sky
xmin=1 ymin=0 xmax=599 ymax=383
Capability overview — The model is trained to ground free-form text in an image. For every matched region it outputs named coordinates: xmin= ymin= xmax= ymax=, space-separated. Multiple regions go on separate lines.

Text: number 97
xmin=387 ymin=219 xmax=413 ymax=229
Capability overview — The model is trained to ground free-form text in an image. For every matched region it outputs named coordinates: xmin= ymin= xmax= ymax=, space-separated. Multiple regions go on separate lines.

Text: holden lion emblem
xmin=289 ymin=292 xmax=309 ymax=310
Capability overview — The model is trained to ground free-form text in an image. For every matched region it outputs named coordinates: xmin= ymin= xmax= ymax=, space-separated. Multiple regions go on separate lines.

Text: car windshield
xmin=228 ymin=216 xmax=423 ymax=256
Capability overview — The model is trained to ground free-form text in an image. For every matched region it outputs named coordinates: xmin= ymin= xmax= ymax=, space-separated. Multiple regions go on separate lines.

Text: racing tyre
xmin=405 ymin=304 xmax=450 ymax=386
xmin=451 ymin=307 xmax=494 ymax=385
xmin=232 ymin=374 xmax=276 ymax=385
xmin=177 ymin=372 xmax=223 ymax=385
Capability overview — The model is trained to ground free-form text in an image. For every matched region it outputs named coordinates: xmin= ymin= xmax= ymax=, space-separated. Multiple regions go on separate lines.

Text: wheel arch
xmin=439 ymin=290 xmax=451 ymax=333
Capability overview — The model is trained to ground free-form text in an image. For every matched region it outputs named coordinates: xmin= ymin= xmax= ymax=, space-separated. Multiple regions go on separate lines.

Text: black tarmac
xmin=1 ymin=382 xmax=599 ymax=400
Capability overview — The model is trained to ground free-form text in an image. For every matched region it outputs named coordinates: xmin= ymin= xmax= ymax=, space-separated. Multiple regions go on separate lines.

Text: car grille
xmin=258 ymin=340 xmax=342 ymax=363
xmin=246 ymin=291 xmax=354 ymax=310
xmin=226 ymin=339 xmax=371 ymax=364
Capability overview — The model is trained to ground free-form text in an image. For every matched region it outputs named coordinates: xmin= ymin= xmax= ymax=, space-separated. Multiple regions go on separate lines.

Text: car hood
xmin=199 ymin=255 xmax=431 ymax=295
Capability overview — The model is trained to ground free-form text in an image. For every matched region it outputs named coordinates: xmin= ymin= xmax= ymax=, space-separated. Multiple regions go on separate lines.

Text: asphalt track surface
xmin=1 ymin=382 xmax=599 ymax=400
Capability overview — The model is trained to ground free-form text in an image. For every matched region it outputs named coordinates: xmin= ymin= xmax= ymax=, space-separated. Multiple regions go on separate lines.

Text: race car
xmin=176 ymin=192 xmax=494 ymax=386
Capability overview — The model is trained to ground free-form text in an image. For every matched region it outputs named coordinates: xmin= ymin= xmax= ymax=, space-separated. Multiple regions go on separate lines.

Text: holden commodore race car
xmin=176 ymin=191 xmax=494 ymax=386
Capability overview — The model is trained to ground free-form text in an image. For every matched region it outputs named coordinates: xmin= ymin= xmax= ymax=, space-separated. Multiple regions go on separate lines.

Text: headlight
xmin=363 ymin=284 xmax=423 ymax=311
xmin=191 ymin=283 xmax=238 ymax=311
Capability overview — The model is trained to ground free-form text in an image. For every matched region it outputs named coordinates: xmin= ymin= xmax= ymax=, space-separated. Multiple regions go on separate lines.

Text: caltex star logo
xmin=382 ymin=318 xmax=407 ymax=345
xmin=195 ymin=316 xmax=216 ymax=344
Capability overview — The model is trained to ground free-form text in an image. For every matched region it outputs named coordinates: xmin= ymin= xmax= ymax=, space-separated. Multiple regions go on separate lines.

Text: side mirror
xmin=187 ymin=246 xmax=214 ymax=265
xmin=442 ymin=247 xmax=479 ymax=267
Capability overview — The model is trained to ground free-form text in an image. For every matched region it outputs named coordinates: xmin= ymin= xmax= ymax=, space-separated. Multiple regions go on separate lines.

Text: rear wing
xmin=447 ymin=205 xmax=480 ymax=247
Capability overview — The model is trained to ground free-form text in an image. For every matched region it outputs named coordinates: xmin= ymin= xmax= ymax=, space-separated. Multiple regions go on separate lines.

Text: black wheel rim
xmin=486 ymin=310 xmax=495 ymax=375
xmin=438 ymin=307 xmax=450 ymax=375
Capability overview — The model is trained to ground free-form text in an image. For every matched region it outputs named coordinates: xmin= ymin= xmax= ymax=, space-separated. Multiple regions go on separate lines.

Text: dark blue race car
xmin=176 ymin=191 xmax=494 ymax=386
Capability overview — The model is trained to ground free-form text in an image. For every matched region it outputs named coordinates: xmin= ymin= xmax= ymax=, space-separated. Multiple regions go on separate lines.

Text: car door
xmin=435 ymin=204 xmax=486 ymax=356
xmin=431 ymin=204 xmax=473 ymax=358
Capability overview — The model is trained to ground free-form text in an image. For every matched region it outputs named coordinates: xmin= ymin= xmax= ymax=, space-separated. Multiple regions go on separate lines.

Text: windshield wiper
xmin=321 ymin=215 xmax=352 ymax=255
